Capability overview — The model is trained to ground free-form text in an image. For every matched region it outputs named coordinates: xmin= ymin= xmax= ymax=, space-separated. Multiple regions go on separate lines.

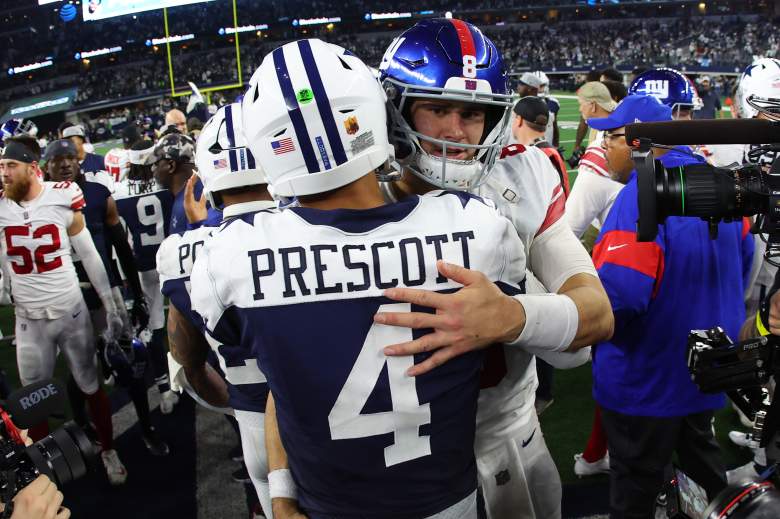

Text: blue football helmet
xmin=379 ymin=18 xmax=513 ymax=190
xmin=629 ymin=68 xmax=702 ymax=117
xmin=0 ymin=119 xmax=37 ymax=149
xmin=98 ymin=336 xmax=148 ymax=387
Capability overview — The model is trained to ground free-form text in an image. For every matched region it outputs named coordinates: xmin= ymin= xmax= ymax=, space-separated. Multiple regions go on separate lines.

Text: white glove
xmin=104 ymin=311 xmax=124 ymax=343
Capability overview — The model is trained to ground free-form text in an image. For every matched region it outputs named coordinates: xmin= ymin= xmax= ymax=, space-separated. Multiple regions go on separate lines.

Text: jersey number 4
xmin=4 ymin=225 xmax=62 ymax=274
xmin=328 ymin=303 xmax=432 ymax=468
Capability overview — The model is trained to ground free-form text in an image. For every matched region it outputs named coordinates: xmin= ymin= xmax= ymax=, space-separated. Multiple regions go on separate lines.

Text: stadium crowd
xmin=3 ymin=1 xmax=780 ymax=519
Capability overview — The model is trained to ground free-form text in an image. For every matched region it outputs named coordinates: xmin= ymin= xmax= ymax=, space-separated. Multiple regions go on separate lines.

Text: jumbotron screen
xmin=82 ymin=0 xmax=215 ymax=22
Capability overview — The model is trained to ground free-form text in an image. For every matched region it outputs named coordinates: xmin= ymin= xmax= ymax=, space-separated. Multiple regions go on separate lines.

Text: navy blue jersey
xmin=169 ymin=179 xmax=203 ymax=235
xmin=74 ymin=172 xmax=116 ymax=293
xmin=114 ymin=179 xmax=173 ymax=272
xmin=80 ymin=152 xmax=105 ymax=174
xmin=192 ymin=192 xmax=527 ymax=518
xmin=157 ymin=210 xmax=271 ymax=414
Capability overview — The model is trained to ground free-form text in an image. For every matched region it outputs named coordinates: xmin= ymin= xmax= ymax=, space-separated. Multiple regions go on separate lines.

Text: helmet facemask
xmin=384 ymin=77 xmax=513 ymax=191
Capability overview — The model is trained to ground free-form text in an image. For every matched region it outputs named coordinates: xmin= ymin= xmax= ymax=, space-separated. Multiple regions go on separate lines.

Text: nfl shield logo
xmin=465 ymin=79 xmax=477 ymax=90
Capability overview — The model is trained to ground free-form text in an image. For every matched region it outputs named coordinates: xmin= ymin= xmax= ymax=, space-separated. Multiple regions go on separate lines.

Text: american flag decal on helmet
xmin=272 ymin=137 xmax=296 ymax=155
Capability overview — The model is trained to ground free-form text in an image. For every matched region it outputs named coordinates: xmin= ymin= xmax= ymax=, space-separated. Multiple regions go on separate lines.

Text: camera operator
xmin=4 ymin=475 xmax=70 ymax=519
xmin=0 ymin=430 xmax=70 ymax=519
xmin=589 ymin=94 xmax=754 ymax=517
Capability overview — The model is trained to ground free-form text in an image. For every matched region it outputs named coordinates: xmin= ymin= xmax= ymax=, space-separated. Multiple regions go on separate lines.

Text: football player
xmin=157 ymin=103 xmax=272 ymax=515
xmin=113 ymin=139 xmax=178 ymax=413
xmin=44 ymin=140 xmax=148 ymax=342
xmin=146 ymin=132 xmax=221 ymax=235
xmin=0 ymin=136 xmax=127 ymax=485
xmin=722 ymin=58 xmax=780 ymax=483
xmin=375 ymin=19 xmax=612 ymax=518
xmin=191 ymin=39 xmax=527 ymax=518
xmin=45 ymin=140 xmax=156 ymax=450
xmin=628 ymin=67 xmax=703 ymax=120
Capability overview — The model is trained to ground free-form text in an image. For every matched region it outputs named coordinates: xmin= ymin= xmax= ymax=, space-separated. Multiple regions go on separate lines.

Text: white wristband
xmin=507 ymin=293 xmax=579 ymax=352
xmin=269 ymin=469 xmax=297 ymax=500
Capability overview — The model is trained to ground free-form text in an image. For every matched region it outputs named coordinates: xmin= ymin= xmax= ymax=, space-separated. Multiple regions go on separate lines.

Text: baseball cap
xmin=143 ymin=132 xmax=195 ymax=165
xmin=519 ymin=72 xmax=544 ymax=90
xmin=578 ymin=82 xmax=618 ymax=112
xmin=587 ymin=94 xmax=672 ymax=131
xmin=62 ymin=125 xmax=86 ymax=139
xmin=121 ymin=125 xmax=141 ymax=146
xmin=513 ymin=96 xmax=549 ymax=132
xmin=43 ymin=139 xmax=78 ymax=160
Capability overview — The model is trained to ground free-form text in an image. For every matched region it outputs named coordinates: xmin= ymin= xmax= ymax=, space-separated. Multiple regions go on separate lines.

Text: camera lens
xmin=637 ymin=159 xmax=767 ymax=241
xmin=655 ymin=163 xmax=766 ymax=220
xmin=26 ymin=421 xmax=97 ymax=487
xmin=704 ymin=480 xmax=780 ymax=518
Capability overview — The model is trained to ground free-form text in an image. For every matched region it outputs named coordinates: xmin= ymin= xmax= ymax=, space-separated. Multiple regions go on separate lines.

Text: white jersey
xmin=104 ymin=148 xmax=130 ymax=183
xmin=565 ymin=133 xmax=623 ymax=238
xmin=699 ymin=143 xmax=745 ymax=167
xmin=474 ymin=145 xmax=595 ymax=454
xmin=542 ymin=95 xmax=560 ymax=145
xmin=0 ymin=182 xmax=85 ymax=318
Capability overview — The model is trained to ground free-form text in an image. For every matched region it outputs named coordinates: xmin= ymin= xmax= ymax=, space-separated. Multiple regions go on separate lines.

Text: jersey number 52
xmin=4 ymin=225 xmax=62 ymax=274
xmin=328 ymin=303 xmax=432 ymax=468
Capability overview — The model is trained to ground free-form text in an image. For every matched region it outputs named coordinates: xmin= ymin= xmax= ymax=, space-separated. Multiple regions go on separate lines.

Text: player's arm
xmin=104 ymin=196 xmax=149 ymax=329
xmin=0 ymin=246 xmax=12 ymax=306
xmin=552 ymin=118 xmax=560 ymax=148
xmin=167 ymin=304 xmax=229 ymax=408
xmin=525 ymin=219 xmax=613 ymax=349
xmin=266 ymin=393 xmax=306 ymax=519
xmin=574 ymin=116 xmax=588 ymax=151
xmin=67 ymin=211 xmax=120 ymax=336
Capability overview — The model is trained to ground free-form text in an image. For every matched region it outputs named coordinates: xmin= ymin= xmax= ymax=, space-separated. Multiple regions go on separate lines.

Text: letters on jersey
xmin=157 ymin=227 xmax=267 ymax=414
xmin=191 ymin=192 xmax=526 ymax=517
xmin=115 ymin=179 xmax=173 ymax=272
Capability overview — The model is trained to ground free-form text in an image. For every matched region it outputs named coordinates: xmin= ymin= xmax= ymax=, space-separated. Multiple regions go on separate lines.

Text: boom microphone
xmin=625 ymin=118 xmax=780 ymax=145
xmin=4 ymin=379 xmax=66 ymax=429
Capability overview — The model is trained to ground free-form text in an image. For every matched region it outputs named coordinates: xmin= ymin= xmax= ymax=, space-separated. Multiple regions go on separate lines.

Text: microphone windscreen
xmin=6 ymin=379 xmax=66 ymax=430
xmin=625 ymin=119 xmax=780 ymax=145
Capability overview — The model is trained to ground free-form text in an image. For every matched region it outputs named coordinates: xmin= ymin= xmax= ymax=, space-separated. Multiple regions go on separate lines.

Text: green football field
xmin=2 ymin=94 xmax=750 ymax=485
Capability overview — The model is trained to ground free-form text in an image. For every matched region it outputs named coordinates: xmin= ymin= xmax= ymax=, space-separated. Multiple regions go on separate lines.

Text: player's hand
xmin=130 ymin=297 xmax=150 ymax=332
xmin=9 ymin=475 xmax=70 ymax=519
xmin=184 ymin=174 xmax=208 ymax=224
xmin=769 ymin=291 xmax=780 ymax=335
xmin=376 ymin=260 xmax=525 ymax=376
xmin=104 ymin=311 xmax=124 ymax=343
xmin=272 ymin=498 xmax=308 ymax=519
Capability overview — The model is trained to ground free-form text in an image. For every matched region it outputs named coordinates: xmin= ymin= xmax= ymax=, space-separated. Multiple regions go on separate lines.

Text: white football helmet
xmin=195 ymin=102 xmax=267 ymax=208
xmin=104 ymin=147 xmax=130 ymax=182
xmin=533 ymin=71 xmax=550 ymax=96
xmin=735 ymin=58 xmax=780 ymax=120
xmin=241 ymin=38 xmax=393 ymax=197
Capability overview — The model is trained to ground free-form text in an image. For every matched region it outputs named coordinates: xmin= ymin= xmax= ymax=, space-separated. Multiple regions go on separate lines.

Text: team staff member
xmin=510 ymin=96 xmax=569 ymax=197
xmin=589 ymin=95 xmax=752 ymax=516
xmin=61 ymin=125 xmax=104 ymax=174
xmin=566 ymin=81 xmax=621 ymax=240
xmin=145 ymin=133 xmax=220 ymax=235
